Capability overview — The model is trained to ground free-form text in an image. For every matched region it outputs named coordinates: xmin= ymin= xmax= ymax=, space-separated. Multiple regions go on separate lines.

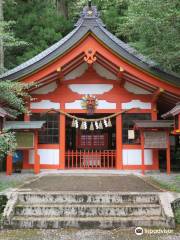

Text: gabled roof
xmin=0 ymin=5 xmax=180 ymax=87
xmin=134 ymin=120 xmax=174 ymax=129
xmin=0 ymin=107 xmax=15 ymax=118
xmin=4 ymin=121 xmax=46 ymax=130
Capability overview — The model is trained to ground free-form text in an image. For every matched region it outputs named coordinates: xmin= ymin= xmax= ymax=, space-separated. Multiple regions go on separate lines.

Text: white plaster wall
xmin=30 ymin=100 xmax=60 ymax=110
xmin=32 ymin=82 xmax=57 ymax=94
xmin=93 ymin=62 xmax=117 ymax=80
xmin=64 ymin=63 xmax=88 ymax=80
xmin=29 ymin=150 xmax=35 ymax=164
xmin=122 ymin=100 xmax=151 ymax=110
xmin=123 ymin=149 xmax=153 ymax=165
xmin=65 ymin=100 xmax=116 ymax=109
xmin=29 ymin=149 xmax=59 ymax=165
xmin=124 ymin=82 xmax=151 ymax=95
xmin=68 ymin=84 xmax=113 ymax=94
xmin=98 ymin=100 xmax=116 ymax=109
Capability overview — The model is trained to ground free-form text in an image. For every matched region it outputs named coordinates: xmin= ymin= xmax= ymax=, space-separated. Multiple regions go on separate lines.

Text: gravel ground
xmin=0 ymin=228 xmax=179 ymax=240
xmin=20 ymin=175 xmax=160 ymax=192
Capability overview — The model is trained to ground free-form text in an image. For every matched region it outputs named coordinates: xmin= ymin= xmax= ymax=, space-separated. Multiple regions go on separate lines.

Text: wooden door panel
xmin=77 ymin=131 xmax=108 ymax=149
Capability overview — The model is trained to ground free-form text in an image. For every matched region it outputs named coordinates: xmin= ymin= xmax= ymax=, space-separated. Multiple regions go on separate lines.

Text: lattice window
xmin=31 ymin=113 xmax=59 ymax=144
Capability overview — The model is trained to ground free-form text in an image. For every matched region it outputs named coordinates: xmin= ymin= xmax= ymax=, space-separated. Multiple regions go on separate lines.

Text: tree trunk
xmin=0 ymin=0 xmax=4 ymax=71
xmin=56 ymin=0 xmax=69 ymax=19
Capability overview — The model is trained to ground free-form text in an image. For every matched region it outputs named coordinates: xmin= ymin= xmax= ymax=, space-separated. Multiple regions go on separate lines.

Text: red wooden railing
xmin=65 ymin=150 xmax=116 ymax=169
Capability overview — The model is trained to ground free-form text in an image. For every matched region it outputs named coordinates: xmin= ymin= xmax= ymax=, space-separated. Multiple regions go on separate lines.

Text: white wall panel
xmin=28 ymin=149 xmax=60 ymax=165
xmin=123 ymin=149 xmax=153 ymax=165
xmin=64 ymin=63 xmax=88 ymax=80
xmin=93 ymin=62 xmax=117 ymax=80
xmin=65 ymin=100 xmax=116 ymax=109
xmin=30 ymin=100 xmax=60 ymax=110
xmin=124 ymin=82 xmax=151 ymax=94
xmin=32 ymin=82 xmax=57 ymax=94
xmin=68 ymin=84 xmax=113 ymax=94
xmin=38 ymin=149 xmax=59 ymax=165
xmin=122 ymin=100 xmax=151 ymax=110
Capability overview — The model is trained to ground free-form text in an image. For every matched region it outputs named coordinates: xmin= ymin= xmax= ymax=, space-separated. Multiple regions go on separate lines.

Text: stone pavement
xmin=20 ymin=174 xmax=160 ymax=192
xmin=0 ymin=228 xmax=179 ymax=240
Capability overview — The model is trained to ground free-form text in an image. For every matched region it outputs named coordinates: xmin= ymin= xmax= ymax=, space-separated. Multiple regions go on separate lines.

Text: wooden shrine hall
xmin=0 ymin=2 xmax=180 ymax=175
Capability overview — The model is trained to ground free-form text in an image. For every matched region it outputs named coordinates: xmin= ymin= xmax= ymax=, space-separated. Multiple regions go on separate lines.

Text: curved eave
xmin=0 ymin=18 xmax=179 ymax=88
xmin=90 ymin=25 xmax=180 ymax=87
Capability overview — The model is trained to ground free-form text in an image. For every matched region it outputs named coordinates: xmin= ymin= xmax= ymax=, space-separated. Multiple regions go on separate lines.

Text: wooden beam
xmin=152 ymin=88 xmax=164 ymax=103
xmin=117 ymin=67 xmax=125 ymax=86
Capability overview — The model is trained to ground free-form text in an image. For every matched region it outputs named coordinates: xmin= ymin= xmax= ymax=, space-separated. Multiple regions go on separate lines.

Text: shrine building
xmin=1 ymin=3 xmax=180 ymax=175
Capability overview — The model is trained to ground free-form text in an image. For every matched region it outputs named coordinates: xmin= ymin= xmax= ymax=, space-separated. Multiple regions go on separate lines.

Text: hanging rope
xmin=46 ymin=108 xmax=139 ymax=122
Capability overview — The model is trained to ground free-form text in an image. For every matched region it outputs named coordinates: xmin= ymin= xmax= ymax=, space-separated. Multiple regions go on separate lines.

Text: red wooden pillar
xmin=116 ymin=114 xmax=123 ymax=169
xmin=166 ymin=131 xmax=171 ymax=175
xmin=152 ymin=105 xmax=159 ymax=170
xmin=59 ymin=110 xmax=65 ymax=169
xmin=6 ymin=154 xmax=13 ymax=175
xmin=141 ymin=130 xmax=145 ymax=175
xmin=34 ymin=130 xmax=40 ymax=174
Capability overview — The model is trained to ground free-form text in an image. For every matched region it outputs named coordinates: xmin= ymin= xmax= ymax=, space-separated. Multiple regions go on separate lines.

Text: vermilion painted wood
xmin=6 ymin=155 xmax=13 ymax=175
xmin=59 ymin=111 xmax=65 ymax=169
xmin=65 ymin=150 xmax=116 ymax=169
xmin=166 ymin=131 xmax=171 ymax=175
xmin=34 ymin=130 xmax=40 ymax=174
xmin=21 ymin=35 xmax=179 ymax=96
xmin=141 ymin=130 xmax=145 ymax=175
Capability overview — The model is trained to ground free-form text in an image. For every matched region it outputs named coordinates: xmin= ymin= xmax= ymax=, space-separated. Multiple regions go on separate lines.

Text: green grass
xmin=0 ymin=181 xmax=20 ymax=192
xmin=149 ymin=176 xmax=180 ymax=193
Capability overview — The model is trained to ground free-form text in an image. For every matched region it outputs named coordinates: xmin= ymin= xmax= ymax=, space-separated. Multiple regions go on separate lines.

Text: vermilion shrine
xmin=1 ymin=3 xmax=180 ymax=175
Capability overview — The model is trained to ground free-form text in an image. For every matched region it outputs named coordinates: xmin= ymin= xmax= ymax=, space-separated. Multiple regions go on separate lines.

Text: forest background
xmin=1 ymin=0 xmax=180 ymax=75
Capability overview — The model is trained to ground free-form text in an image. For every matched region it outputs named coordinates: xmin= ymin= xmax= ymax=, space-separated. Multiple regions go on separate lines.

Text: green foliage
xmin=118 ymin=0 xmax=180 ymax=73
xmin=0 ymin=130 xmax=17 ymax=159
xmin=0 ymin=81 xmax=34 ymax=116
xmin=3 ymin=0 xmax=180 ymax=74
xmin=175 ymin=208 xmax=180 ymax=224
xmin=4 ymin=0 xmax=73 ymax=69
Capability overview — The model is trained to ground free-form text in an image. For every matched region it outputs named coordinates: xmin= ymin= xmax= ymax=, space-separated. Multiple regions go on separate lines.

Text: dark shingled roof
xmin=0 ymin=5 xmax=180 ymax=86
xmin=0 ymin=107 xmax=15 ymax=118
xmin=134 ymin=120 xmax=174 ymax=129
xmin=162 ymin=102 xmax=180 ymax=118
xmin=4 ymin=121 xmax=46 ymax=130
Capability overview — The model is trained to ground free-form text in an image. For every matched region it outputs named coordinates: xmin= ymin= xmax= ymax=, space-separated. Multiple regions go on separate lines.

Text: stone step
xmin=10 ymin=216 xmax=169 ymax=229
xmin=17 ymin=192 xmax=159 ymax=205
xmin=14 ymin=203 xmax=162 ymax=217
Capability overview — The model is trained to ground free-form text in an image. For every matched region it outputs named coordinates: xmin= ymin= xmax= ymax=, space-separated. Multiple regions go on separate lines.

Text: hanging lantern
xmin=95 ymin=121 xmax=99 ymax=129
xmin=108 ymin=118 xmax=112 ymax=127
xmin=104 ymin=119 xmax=108 ymax=127
xmin=90 ymin=122 xmax=94 ymax=131
xmin=75 ymin=119 xmax=79 ymax=128
xmin=99 ymin=121 xmax=103 ymax=129
xmin=71 ymin=118 xmax=76 ymax=127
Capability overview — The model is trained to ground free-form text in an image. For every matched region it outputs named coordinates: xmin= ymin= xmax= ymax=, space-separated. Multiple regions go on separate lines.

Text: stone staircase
xmin=3 ymin=192 xmax=175 ymax=229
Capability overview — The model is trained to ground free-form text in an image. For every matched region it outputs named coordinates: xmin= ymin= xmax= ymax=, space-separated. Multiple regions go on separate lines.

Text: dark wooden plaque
xmin=144 ymin=131 xmax=167 ymax=149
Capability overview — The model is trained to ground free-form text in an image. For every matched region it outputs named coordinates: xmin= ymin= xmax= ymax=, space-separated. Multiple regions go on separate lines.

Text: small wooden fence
xmin=65 ymin=150 xmax=116 ymax=169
